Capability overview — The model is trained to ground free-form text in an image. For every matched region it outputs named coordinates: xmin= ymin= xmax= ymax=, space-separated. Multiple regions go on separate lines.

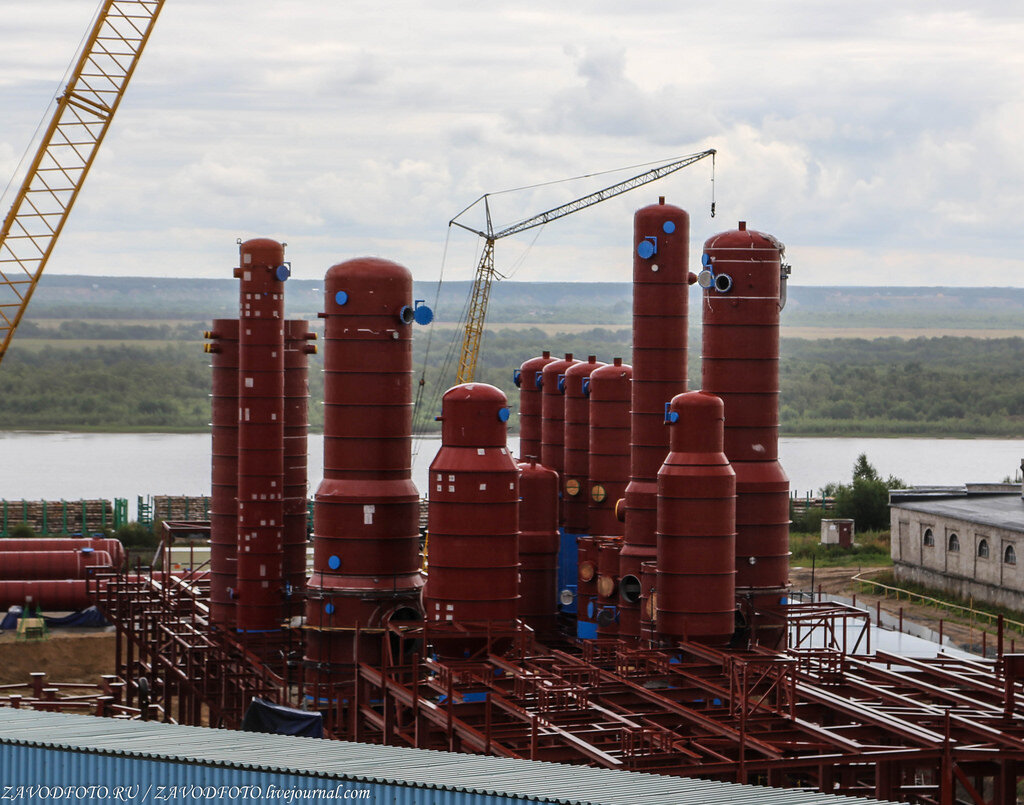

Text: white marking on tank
xmin=363 ymin=505 xmax=375 ymax=524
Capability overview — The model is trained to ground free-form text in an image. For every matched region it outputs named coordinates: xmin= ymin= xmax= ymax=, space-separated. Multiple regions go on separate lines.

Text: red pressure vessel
xmin=517 ymin=458 xmax=559 ymax=640
xmin=0 ymin=580 xmax=90 ymax=611
xmin=283 ymin=320 xmax=316 ymax=616
xmin=587 ymin=358 xmax=632 ymax=538
xmin=656 ymin=391 xmax=736 ymax=646
xmin=639 ymin=560 xmax=658 ymax=644
xmin=620 ymin=199 xmax=692 ymax=638
xmin=562 ymin=356 xmax=604 ymax=534
xmin=539 ymin=354 xmax=579 ymax=493
xmin=595 ymin=536 xmax=623 ymax=638
xmin=701 ymin=223 xmax=790 ymax=624
xmin=0 ymin=538 xmax=125 ymax=569
xmin=424 ymin=383 xmax=519 ymax=629
xmin=205 ymin=318 xmax=239 ymax=628
xmin=515 ymin=352 xmax=556 ymax=460
xmin=576 ymin=535 xmax=599 ymax=636
xmin=0 ymin=550 xmax=112 ymax=580
xmin=234 ymin=238 xmax=288 ymax=632
xmin=306 ymin=258 xmax=427 ymax=672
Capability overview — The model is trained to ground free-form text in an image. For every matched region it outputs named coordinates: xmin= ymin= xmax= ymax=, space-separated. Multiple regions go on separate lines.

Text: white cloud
xmin=2 ymin=1 xmax=1023 ymax=286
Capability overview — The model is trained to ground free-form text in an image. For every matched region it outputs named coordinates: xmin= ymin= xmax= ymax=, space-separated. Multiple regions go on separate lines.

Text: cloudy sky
xmin=2 ymin=1 xmax=1022 ymax=286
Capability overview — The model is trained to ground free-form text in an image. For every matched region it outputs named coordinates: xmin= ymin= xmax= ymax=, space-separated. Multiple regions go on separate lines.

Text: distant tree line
xmin=2 ymin=328 xmax=1022 ymax=438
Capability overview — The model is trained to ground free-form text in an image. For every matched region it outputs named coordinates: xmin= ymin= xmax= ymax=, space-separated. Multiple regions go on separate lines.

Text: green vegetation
xmin=4 ymin=522 xmax=38 ymax=539
xmin=790 ymin=529 xmax=891 ymax=567
xmin=3 ymin=315 xmax=1023 ymax=437
xmin=114 ymin=521 xmax=159 ymax=551
xmin=864 ymin=569 xmax=1024 ymax=630
xmin=791 ymin=453 xmax=902 ymax=539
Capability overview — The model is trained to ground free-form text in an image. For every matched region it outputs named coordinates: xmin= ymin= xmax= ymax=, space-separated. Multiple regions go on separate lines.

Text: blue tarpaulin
xmin=0 ymin=605 xmax=109 ymax=631
xmin=241 ymin=698 xmax=323 ymax=738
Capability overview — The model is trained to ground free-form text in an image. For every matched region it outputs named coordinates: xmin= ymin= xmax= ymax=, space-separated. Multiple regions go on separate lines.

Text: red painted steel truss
xmin=83 ymin=574 xmax=1024 ymax=805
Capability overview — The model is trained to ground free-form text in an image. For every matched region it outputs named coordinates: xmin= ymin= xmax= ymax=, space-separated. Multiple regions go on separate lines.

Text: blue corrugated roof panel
xmin=0 ymin=708 xmax=907 ymax=805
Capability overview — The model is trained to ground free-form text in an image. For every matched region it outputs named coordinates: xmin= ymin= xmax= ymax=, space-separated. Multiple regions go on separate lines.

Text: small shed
xmin=821 ymin=518 xmax=854 ymax=548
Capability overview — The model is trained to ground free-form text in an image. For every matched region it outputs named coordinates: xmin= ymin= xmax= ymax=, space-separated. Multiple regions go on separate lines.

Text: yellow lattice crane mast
xmin=0 ymin=0 xmax=166 ymax=367
xmin=449 ymin=149 xmax=716 ymax=384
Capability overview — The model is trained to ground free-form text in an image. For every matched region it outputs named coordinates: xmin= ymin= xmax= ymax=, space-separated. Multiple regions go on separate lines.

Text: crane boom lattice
xmin=452 ymin=149 xmax=715 ymax=384
xmin=0 ymin=0 xmax=166 ymax=366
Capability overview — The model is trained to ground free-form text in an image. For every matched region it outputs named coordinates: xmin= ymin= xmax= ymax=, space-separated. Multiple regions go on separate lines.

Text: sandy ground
xmin=0 ymin=629 xmax=115 ymax=687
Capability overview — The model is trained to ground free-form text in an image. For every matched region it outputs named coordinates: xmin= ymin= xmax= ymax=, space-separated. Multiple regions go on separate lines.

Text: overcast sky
xmin=2 ymin=1 xmax=1023 ymax=286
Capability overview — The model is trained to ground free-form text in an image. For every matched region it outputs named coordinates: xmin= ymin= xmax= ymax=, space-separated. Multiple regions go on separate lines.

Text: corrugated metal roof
xmin=0 ymin=709 xmax=906 ymax=805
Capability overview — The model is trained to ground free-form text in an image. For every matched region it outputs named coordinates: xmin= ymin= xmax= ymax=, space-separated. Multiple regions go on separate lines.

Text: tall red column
xmin=587 ymin=358 xmax=632 ymax=538
xmin=305 ymin=258 xmax=427 ymax=674
xmin=619 ymin=200 xmax=692 ymax=638
xmin=283 ymin=320 xmax=316 ymax=617
xmin=539 ymin=353 xmax=579 ymax=498
xmin=515 ymin=352 xmax=555 ymax=460
xmin=206 ymin=319 xmax=238 ymax=628
xmin=701 ymin=222 xmax=790 ymax=642
xmin=234 ymin=239 xmax=288 ymax=632
xmin=562 ymin=356 xmax=604 ymax=535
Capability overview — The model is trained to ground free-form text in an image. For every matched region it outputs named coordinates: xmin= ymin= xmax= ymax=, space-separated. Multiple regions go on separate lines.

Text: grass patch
xmin=790 ymin=530 xmax=892 ymax=567
xmin=861 ymin=569 xmax=1024 ymax=630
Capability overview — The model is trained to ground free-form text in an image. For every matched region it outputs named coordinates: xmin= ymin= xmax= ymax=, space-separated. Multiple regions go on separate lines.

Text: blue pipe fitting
xmin=413 ymin=299 xmax=434 ymax=325
xmin=636 ymin=236 xmax=657 ymax=259
xmin=275 ymin=263 xmax=291 ymax=282
xmin=512 ymin=368 xmax=522 ymax=387
xmin=664 ymin=402 xmax=679 ymax=424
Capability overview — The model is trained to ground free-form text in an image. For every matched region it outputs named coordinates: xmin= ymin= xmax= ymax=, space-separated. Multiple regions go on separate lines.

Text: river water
xmin=1 ymin=431 xmax=1022 ymax=519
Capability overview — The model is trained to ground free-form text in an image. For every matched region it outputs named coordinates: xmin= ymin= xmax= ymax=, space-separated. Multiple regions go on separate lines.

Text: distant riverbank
xmin=2 ymin=433 xmax=1022 ymax=520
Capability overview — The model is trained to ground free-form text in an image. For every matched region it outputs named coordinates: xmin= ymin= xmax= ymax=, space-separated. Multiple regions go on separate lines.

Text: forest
xmin=1 ymin=322 xmax=1021 ymax=437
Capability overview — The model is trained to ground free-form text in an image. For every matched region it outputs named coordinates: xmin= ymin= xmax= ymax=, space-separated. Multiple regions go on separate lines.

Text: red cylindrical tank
xmin=283 ymin=320 xmax=316 ymax=617
xmin=576 ymin=535 xmax=599 ymax=638
xmin=0 ymin=580 xmax=90 ymax=611
xmin=539 ymin=353 xmax=579 ymax=492
xmin=562 ymin=356 xmax=605 ymax=534
xmin=306 ymin=258 xmax=426 ymax=672
xmin=515 ymin=351 xmax=555 ymax=460
xmin=0 ymin=550 xmax=113 ymax=580
xmin=0 ymin=538 xmax=124 ymax=568
xmin=656 ymin=391 xmax=736 ymax=646
xmin=701 ymin=223 xmax=790 ymax=619
xmin=517 ymin=458 xmax=559 ymax=640
xmin=424 ymin=383 xmax=519 ymax=626
xmin=234 ymin=238 xmax=288 ymax=632
xmin=595 ymin=536 xmax=623 ymax=638
xmin=587 ymin=358 xmax=632 ymax=538
xmin=206 ymin=318 xmax=239 ymax=628
xmin=639 ymin=560 xmax=658 ymax=645
xmin=620 ymin=199 xmax=692 ymax=638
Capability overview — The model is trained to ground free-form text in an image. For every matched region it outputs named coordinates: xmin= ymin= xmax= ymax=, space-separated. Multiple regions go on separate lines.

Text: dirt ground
xmin=0 ymin=629 xmax=116 ymax=688
xmin=791 ymin=564 xmax=1022 ymax=656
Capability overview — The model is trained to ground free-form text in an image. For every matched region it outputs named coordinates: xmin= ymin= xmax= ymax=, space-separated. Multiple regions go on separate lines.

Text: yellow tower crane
xmin=0 ymin=0 xmax=166 ymax=367
xmin=449 ymin=149 xmax=715 ymax=385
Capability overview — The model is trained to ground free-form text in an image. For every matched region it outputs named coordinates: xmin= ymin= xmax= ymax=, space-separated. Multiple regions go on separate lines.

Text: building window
xmin=923 ymin=528 xmax=934 ymax=547
xmin=1006 ymin=545 xmax=1017 ymax=566
xmin=948 ymin=533 xmax=960 ymax=552
xmin=978 ymin=539 xmax=989 ymax=558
